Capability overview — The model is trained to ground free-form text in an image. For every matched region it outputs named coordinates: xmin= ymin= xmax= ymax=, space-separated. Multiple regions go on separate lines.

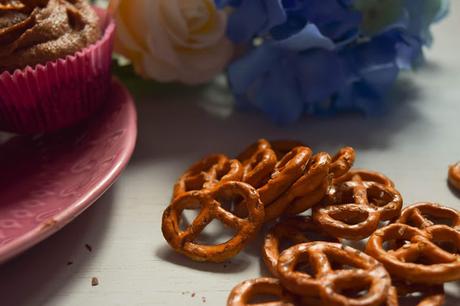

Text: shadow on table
xmin=0 ymin=188 xmax=115 ymax=306
xmin=127 ymin=75 xmax=425 ymax=167
xmin=155 ymin=246 xmax=251 ymax=274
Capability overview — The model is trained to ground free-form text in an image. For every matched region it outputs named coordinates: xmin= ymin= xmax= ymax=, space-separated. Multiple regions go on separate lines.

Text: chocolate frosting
xmin=0 ymin=0 xmax=101 ymax=72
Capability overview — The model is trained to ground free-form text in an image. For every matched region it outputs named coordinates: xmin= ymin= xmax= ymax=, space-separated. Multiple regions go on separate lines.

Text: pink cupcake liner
xmin=0 ymin=7 xmax=115 ymax=134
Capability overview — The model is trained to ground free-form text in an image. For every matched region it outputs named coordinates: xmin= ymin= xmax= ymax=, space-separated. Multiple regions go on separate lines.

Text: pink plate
xmin=0 ymin=79 xmax=137 ymax=263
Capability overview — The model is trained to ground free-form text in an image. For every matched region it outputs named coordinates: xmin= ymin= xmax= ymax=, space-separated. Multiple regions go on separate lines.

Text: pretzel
xmin=265 ymin=152 xmax=331 ymax=221
xmin=262 ymin=216 xmax=339 ymax=277
xmin=313 ymin=180 xmax=402 ymax=240
xmin=329 ymin=147 xmax=356 ymax=178
xmin=162 ymin=181 xmax=264 ymax=262
xmin=334 ymin=169 xmax=395 ymax=187
xmin=448 ymin=161 xmax=460 ymax=191
xmin=227 ymin=277 xmax=297 ymax=306
xmin=238 ymin=143 xmax=277 ymax=188
xmin=172 ymin=154 xmax=243 ymax=200
xmin=366 ymin=223 xmax=460 ymax=284
xmin=277 ymin=242 xmax=391 ymax=306
xmin=397 ymin=202 xmax=460 ymax=230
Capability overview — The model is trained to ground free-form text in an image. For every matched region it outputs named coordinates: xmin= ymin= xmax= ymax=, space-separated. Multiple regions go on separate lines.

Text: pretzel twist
xmin=277 ymin=242 xmax=391 ymax=306
xmin=313 ymin=177 xmax=402 ymax=240
xmin=262 ymin=216 xmax=339 ymax=277
xmin=172 ymin=155 xmax=243 ymax=200
xmin=366 ymin=223 xmax=460 ymax=284
xmin=227 ymin=277 xmax=297 ymax=306
xmin=162 ymin=181 xmax=264 ymax=262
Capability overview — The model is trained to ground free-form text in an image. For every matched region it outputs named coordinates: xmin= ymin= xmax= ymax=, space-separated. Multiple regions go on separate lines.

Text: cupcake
xmin=0 ymin=0 xmax=115 ymax=134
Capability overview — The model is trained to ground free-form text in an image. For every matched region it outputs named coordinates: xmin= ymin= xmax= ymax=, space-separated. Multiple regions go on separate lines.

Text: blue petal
xmin=274 ymin=23 xmax=335 ymax=51
xmin=226 ymin=0 xmax=267 ymax=43
xmin=227 ymin=45 xmax=281 ymax=94
xmin=225 ymin=0 xmax=286 ymax=43
xmin=254 ymin=58 xmax=304 ymax=124
xmin=294 ymin=49 xmax=345 ymax=106
xmin=299 ymin=0 xmax=362 ymax=42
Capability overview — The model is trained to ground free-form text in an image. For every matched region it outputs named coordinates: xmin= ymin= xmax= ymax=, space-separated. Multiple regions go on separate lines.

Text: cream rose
xmin=109 ymin=0 xmax=233 ymax=85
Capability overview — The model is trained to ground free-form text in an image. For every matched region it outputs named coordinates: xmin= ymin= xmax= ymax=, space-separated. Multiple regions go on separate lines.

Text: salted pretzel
xmin=237 ymin=139 xmax=277 ymax=187
xmin=227 ymin=277 xmax=297 ymax=306
xmin=366 ymin=223 xmax=460 ymax=284
xmin=313 ymin=177 xmax=403 ymax=240
xmin=397 ymin=202 xmax=460 ymax=230
xmin=448 ymin=161 xmax=460 ymax=191
xmin=262 ymin=216 xmax=339 ymax=277
xmin=172 ymin=154 xmax=243 ymax=200
xmin=264 ymin=152 xmax=330 ymax=221
xmin=162 ymin=181 xmax=264 ymax=262
xmin=277 ymin=242 xmax=391 ymax=306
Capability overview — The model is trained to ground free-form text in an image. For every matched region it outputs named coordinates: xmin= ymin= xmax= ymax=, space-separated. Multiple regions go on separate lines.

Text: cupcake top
xmin=0 ymin=0 xmax=101 ymax=72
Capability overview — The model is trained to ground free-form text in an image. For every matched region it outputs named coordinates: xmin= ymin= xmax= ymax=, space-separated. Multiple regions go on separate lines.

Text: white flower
xmin=109 ymin=0 xmax=233 ymax=84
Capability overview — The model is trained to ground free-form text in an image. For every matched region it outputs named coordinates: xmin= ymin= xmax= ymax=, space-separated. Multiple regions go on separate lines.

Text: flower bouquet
xmin=109 ymin=0 xmax=449 ymax=124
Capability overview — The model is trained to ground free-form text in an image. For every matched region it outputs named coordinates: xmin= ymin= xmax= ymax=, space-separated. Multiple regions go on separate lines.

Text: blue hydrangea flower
xmin=217 ymin=0 xmax=450 ymax=124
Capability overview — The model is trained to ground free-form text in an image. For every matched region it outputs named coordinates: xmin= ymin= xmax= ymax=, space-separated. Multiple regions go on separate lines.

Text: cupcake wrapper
xmin=0 ymin=7 xmax=115 ymax=134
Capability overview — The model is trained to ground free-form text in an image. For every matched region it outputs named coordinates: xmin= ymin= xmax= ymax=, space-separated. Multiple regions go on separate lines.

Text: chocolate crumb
xmin=67 ymin=261 xmax=73 ymax=266
xmin=202 ymin=296 xmax=206 ymax=303
xmin=191 ymin=292 xmax=196 ymax=298
xmin=91 ymin=277 xmax=99 ymax=286
xmin=85 ymin=244 xmax=93 ymax=252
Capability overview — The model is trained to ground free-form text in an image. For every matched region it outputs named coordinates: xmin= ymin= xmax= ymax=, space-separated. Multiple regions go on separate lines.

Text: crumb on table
xmin=91 ymin=277 xmax=99 ymax=286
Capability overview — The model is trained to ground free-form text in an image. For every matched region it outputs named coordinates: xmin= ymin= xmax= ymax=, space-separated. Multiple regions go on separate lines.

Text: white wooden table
xmin=1 ymin=4 xmax=460 ymax=306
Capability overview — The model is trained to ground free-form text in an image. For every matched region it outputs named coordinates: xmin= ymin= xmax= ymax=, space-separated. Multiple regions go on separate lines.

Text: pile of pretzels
xmin=160 ymin=139 xmax=460 ymax=306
